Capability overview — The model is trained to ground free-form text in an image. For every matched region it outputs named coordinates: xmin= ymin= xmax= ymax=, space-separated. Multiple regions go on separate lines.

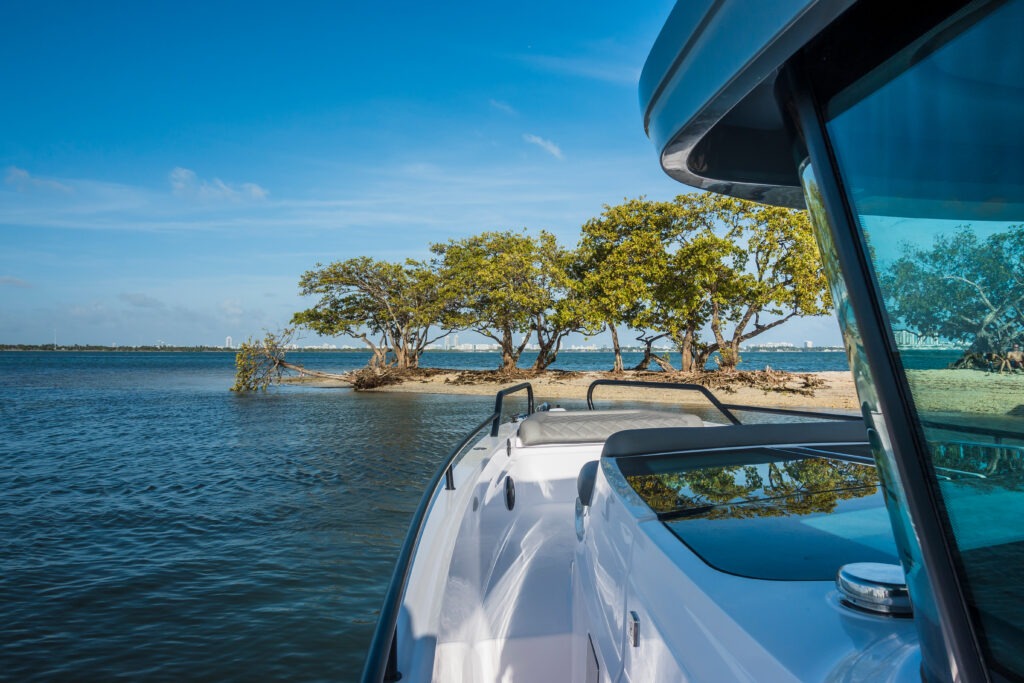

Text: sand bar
xmin=286 ymin=370 xmax=861 ymax=412
xmin=285 ymin=367 xmax=1024 ymax=419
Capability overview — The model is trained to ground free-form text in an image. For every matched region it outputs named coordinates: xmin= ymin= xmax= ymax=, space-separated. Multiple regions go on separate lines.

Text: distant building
xmin=893 ymin=329 xmax=951 ymax=349
xmin=746 ymin=341 xmax=796 ymax=351
xmin=225 ymin=335 xmax=233 ymax=349
xmin=804 ymin=340 xmax=813 ymax=349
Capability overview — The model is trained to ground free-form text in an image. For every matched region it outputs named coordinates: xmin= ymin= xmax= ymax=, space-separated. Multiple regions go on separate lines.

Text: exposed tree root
xmin=346 ymin=367 xmax=446 ymax=390
xmin=599 ymin=369 xmax=826 ymax=396
xmin=444 ymin=368 xmax=582 ymax=386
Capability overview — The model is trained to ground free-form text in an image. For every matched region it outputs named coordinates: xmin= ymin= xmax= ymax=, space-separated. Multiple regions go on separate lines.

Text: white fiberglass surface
xmin=426 ymin=437 xmax=600 ymax=682
xmin=573 ymin=456 xmax=920 ymax=681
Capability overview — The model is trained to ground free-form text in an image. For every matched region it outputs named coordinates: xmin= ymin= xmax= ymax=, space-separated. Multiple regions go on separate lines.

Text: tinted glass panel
xmin=825 ymin=1 xmax=1024 ymax=675
xmin=623 ymin=447 xmax=896 ymax=580
xmin=665 ymin=491 xmax=898 ymax=580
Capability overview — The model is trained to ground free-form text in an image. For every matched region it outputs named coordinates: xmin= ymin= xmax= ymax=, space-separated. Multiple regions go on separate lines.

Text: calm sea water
xmin=0 ymin=349 xmax=954 ymax=680
xmin=0 ymin=352 xmax=495 ymax=681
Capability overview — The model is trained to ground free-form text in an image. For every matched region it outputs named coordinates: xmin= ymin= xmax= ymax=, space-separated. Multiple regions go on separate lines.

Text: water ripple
xmin=0 ymin=352 xmax=488 ymax=680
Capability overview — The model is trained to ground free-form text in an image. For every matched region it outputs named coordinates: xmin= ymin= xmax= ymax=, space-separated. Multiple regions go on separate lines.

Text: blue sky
xmin=0 ymin=1 xmax=843 ymax=348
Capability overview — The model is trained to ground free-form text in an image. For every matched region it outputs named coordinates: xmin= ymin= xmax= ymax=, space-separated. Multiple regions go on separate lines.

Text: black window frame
xmin=774 ymin=1 xmax=1016 ymax=680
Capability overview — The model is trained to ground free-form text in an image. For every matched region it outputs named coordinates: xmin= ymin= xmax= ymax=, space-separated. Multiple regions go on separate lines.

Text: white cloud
xmin=67 ymin=302 xmax=120 ymax=325
xmin=119 ymin=292 xmax=165 ymax=309
xmin=240 ymin=182 xmax=268 ymax=200
xmin=0 ymin=275 xmax=31 ymax=288
xmin=518 ymin=54 xmax=640 ymax=86
xmin=488 ymin=99 xmax=518 ymax=116
xmin=220 ymin=298 xmax=244 ymax=318
xmin=0 ymin=152 xmax=679 ymax=240
xmin=169 ymin=167 xmax=268 ymax=202
xmin=522 ymin=133 xmax=564 ymax=160
xmin=5 ymin=166 xmax=72 ymax=193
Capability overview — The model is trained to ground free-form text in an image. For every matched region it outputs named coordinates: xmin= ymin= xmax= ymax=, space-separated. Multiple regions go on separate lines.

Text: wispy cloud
xmin=119 ymin=292 xmax=165 ymax=309
xmin=488 ymin=99 xmax=518 ymax=116
xmin=5 ymin=166 xmax=73 ymax=194
xmin=522 ymin=133 xmax=564 ymax=160
xmin=169 ymin=167 xmax=268 ymax=202
xmin=219 ymin=298 xmax=243 ymax=318
xmin=0 ymin=155 xmax=669 ymax=241
xmin=0 ymin=275 xmax=31 ymax=288
xmin=518 ymin=54 xmax=640 ymax=86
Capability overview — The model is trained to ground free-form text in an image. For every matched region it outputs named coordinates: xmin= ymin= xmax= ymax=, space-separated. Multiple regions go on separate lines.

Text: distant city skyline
xmin=20 ymin=323 xmax=844 ymax=351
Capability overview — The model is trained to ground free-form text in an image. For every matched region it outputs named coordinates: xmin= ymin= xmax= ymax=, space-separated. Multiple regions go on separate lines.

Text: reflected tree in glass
xmin=881 ymin=225 xmax=1024 ymax=358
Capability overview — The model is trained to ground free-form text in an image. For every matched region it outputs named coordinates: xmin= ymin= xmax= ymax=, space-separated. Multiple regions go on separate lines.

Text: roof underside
xmin=640 ymin=0 xmax=855 ymax=207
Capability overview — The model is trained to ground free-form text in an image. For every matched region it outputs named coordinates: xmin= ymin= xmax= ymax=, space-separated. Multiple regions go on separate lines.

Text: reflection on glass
xmin=880 ymin=225 xmax=1024 ymax=369
xmin=626 ymin=454 xmax=879 ymax=520
xmin=622 ymin=448 xmax=896 ymax=580
xmin=824 ymin=1 xmax=1024 ymax=675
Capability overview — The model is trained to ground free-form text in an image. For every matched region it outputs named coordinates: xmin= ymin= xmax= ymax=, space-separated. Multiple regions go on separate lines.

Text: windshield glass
xmin=824 ymin=1 xmax=1024 ymax=675
xmin=621 ymin=446 xmax=899 ymax=580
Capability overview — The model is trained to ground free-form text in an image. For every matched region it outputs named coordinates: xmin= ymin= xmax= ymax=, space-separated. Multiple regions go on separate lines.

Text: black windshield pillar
xmin=778 ymin=64 xmax=989 ymax=683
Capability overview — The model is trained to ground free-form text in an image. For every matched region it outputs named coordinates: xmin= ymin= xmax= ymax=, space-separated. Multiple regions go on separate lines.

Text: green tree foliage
xmin=270 ymin=193 xmax=828 ymax=379
xmin=626 ymin=457 xmax=879 ymax=519
xmin=431 ymin=230 xmax=584 ymax=372
xmin=291 ymin=257 xmax=447 ymax=370
xmin=232 ymin=329 xmax=292 ymax=392
xmin=881 ymin=225 xmax=1024 ymax=354
xmin=530 ymin=237 xmax=598 ymax=371
xmin=669 ymin=194 xmax=831 ymax=371
xmin=578 ymin=193 xmax=830 ymax=372
xmin=231 ymin=328 xmax=355 ymax=392
xmin=576 ymin=198 xmax=674 ymax=372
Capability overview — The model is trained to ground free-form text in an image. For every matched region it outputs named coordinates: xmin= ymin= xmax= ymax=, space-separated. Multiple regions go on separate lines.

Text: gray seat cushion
xmin=601 ymin=420 xmax=867 ymax=458
xmin=517 ymin=409 xmax=703 ymax=447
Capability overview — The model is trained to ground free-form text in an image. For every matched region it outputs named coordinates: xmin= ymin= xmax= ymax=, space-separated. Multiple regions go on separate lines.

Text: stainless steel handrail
xmin=585 ymin=379 xmax=861 ymax=423
xmin=585 ymin=379 xmax=741 ymax=423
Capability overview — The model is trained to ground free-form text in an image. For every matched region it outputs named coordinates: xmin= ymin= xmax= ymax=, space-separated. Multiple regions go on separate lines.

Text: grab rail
xmin=586 ymin=379 xmax=861 ymax=424
xmin=490 ymin=382 xmax=535 ymax=436
xmin=586 ymin=380 xmax=741 ymax=423
xmin=362 ymin=382 xmax=535 ymax=683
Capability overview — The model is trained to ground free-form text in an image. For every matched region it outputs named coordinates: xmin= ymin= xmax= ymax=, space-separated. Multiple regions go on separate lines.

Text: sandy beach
xmin=286 ymin=370 xmax=862 ymax=412
xmin=285 ymin=367 xmax=1024 ymax=418
xmin=907 ymin=369 xmax=1024 ymax=416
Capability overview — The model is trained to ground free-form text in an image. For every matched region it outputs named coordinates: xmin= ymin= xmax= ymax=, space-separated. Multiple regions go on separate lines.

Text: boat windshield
xmin=816 ymin=1 xmax=1024 ymax=675
xmin=620 ymin=446 xmax=901 ymax=580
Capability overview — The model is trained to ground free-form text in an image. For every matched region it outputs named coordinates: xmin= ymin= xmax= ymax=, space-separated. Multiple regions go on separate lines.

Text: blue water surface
xmin=0 ymin=348 xmax=951 ymax=679
xmin=0 ymin=352 xmax=489 ymax=681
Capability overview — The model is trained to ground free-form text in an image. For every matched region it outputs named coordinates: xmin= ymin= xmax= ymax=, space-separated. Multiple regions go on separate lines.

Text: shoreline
xmin=282 ymin=367 xmax=1024 ymax=417
xmin=284 ymin=369 xmax=862 ymax=411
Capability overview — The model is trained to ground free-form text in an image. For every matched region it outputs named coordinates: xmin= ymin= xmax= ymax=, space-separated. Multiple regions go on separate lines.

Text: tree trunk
xmin=368 ymin=346 xmax=387 ymax=370
xmin=533 ymin=343 xmax=556 ymax=371
xmin=279 ymin=361 xmax=353 ymax=384
xmin=632 ymin=332 xmax=668 ymax=371
xmin=531 ymin=317 xmax=555 ymax=371
xmin=500 ymin=327 xmax=519 ymax=372
xmin=392 ymin=343 xmax=409 ymax=369
xmin=650 ymin=354 xmax=676 ymax=372
xmin=677 ymin=329 xmax=695 ymax=373
xmin=717 ymin=342 xmax=741 ymax=371
xmin=609 ymin=325 xmax=623 ymax=374
xmin=692 ymin=347 xmax=712 ymax=372
xmin=709 ymin=301 xmax=736 ymax=371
